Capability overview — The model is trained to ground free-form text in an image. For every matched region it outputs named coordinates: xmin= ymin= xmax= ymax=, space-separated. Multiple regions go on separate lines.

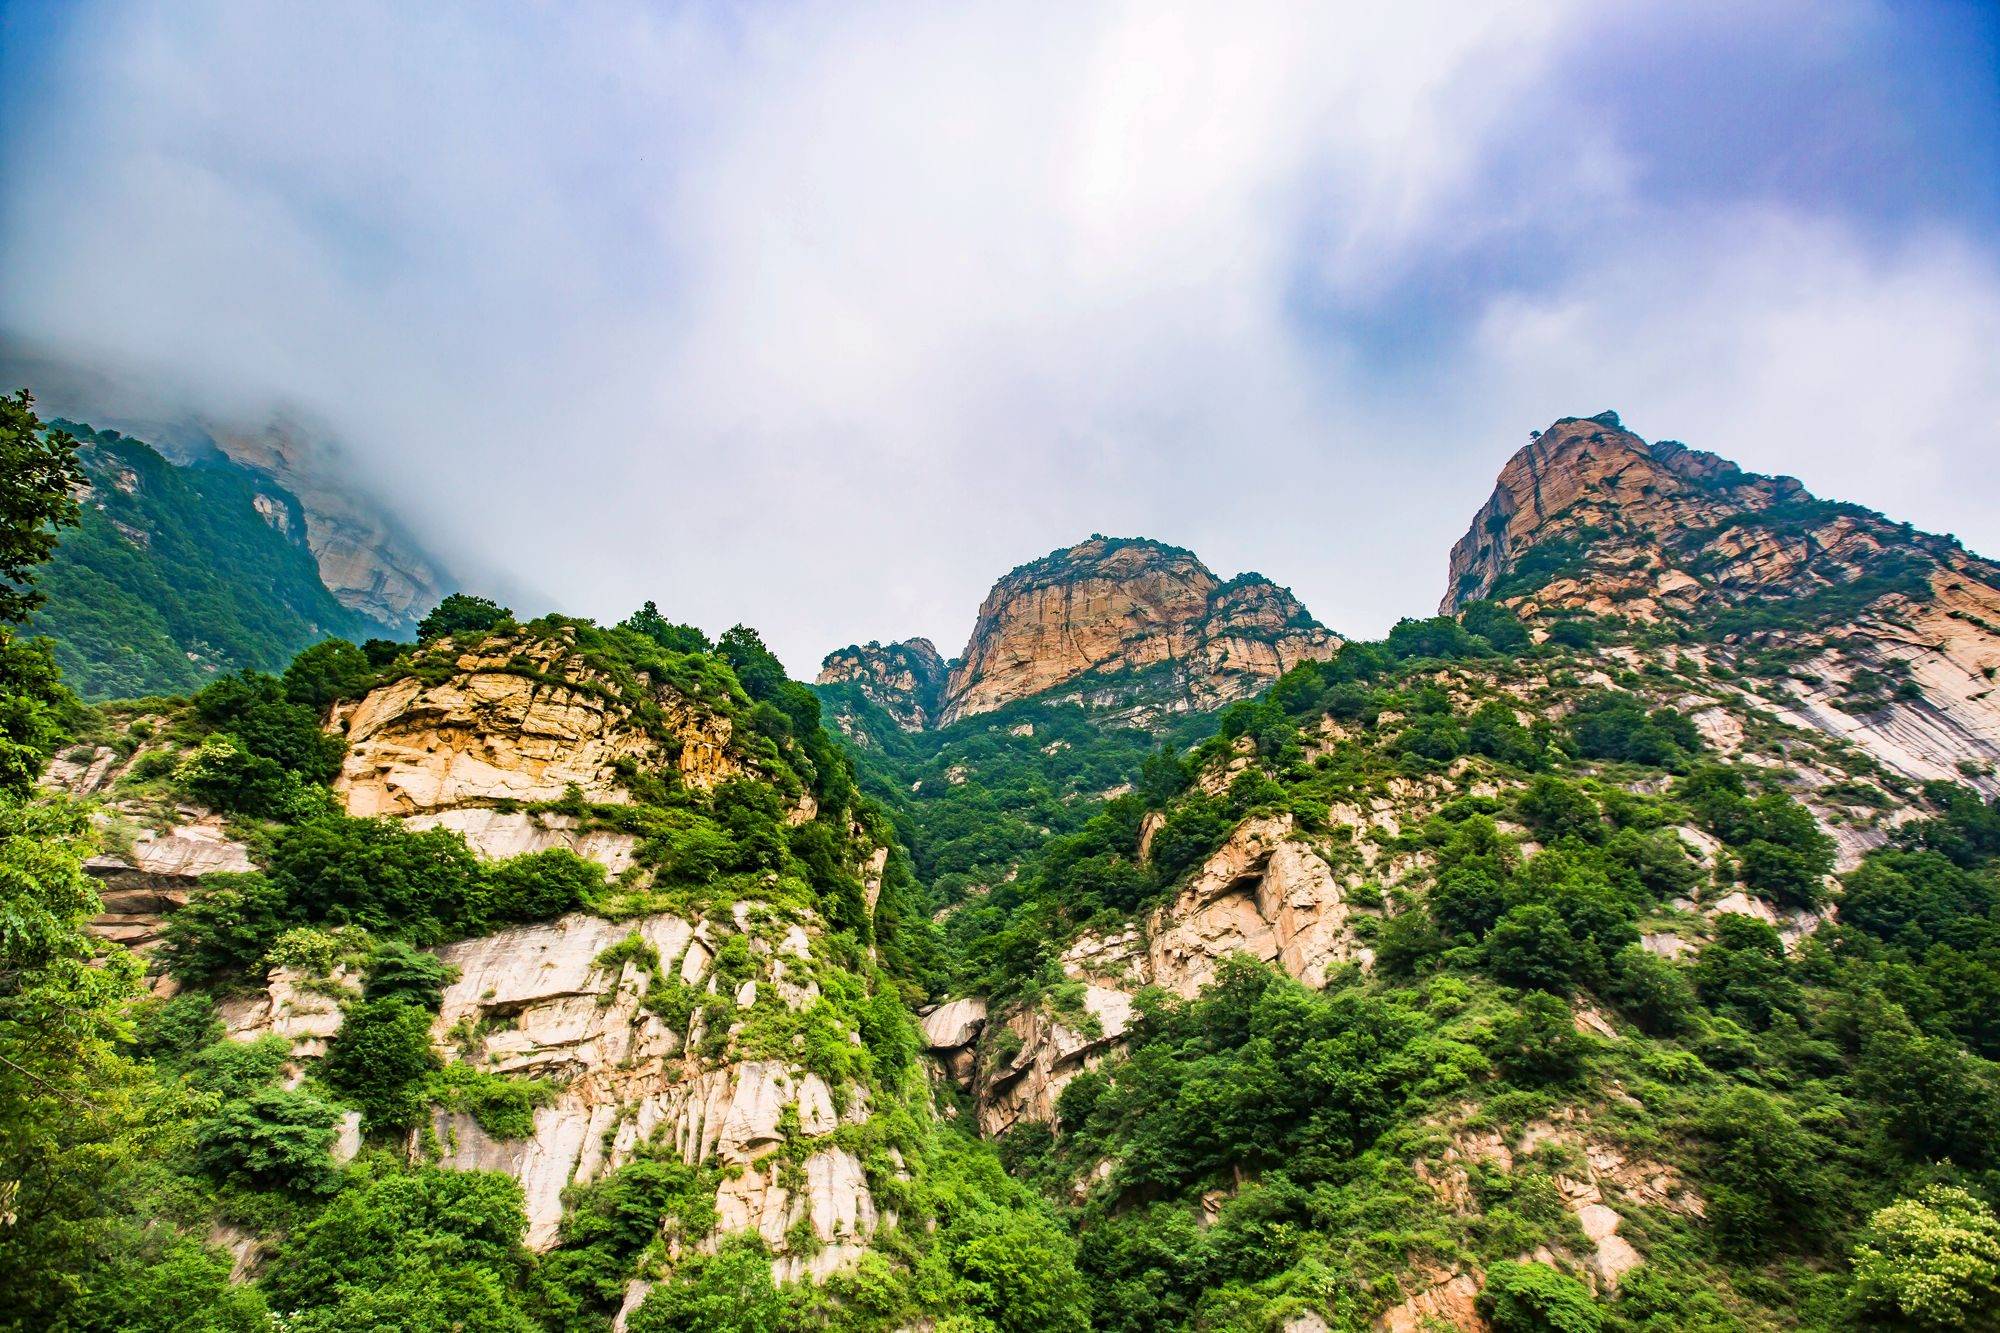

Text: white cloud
xmin=3 ymin=1 xmax=1995 ymax=670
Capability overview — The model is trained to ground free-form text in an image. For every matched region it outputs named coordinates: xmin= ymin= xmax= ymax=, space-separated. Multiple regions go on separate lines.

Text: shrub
xmin=1477 ymin=1261 xmax=1602 ymax=1332
xmin=1848 ymin=1186 xmax=2000 ymax=1331
xmin=268 ymin=815 xmax=482 ymax=942
xmin=282 ymin=638 xmax=374 ymax=711
xmin=477 ymin=847 xmax=605 ymax=928
xmin=416 ymin=593 xmax=514 ymax=642
xmin=161 ymin=872 xmax=293 ymax=987
xmin=627 ymin=1233 xmax=785 ymax=1333
xmin=363 ymin=938 xmax=456 ymax=1010
xmin=1484 ymin=905 xmax=1582 ymax=993
xmin=195 ymin=1085 xmax=342 ymax=1194
xmin=1490 ymin=993 xmax=1587 ymax=1086
xmin=322 ymin=999 xmax=441 ymax=1130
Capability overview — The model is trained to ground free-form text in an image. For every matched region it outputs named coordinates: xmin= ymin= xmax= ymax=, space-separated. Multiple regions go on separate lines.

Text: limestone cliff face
xmin=331 ymin=629 xmax=751 ymax=864
xmin=217 ymin=633 xmax=903 ymax=1287
xmin=928 ymin=813 xmax=1368 ymax=1135
xmin=937 ymin=537 xmax=1341 ymax=726
xmin=1443 ymin=413 xmax=2000 ymax=793
xmin=815 ymin=638 xmax=948 ymax=731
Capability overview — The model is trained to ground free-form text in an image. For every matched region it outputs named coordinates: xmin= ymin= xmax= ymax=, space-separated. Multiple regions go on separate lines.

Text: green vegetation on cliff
xmin=26 ymin=419 xmax=395 ymax=700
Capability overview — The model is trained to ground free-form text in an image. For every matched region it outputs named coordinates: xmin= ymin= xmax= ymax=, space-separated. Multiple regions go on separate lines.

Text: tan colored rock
xmin=938 ymin=537 xmax=1339 ymax=726
xmin=403 ymin=807 xmax=639 ymax=874
xmin=1375 ymin=1271 xmax=1486 ymax=1332
xmin=1145 ymin=816 xmax=1355 ymax=997
xmin=1442 ymin=415 xmax=2000 ymax=799
xmin=921 ymin=997 xmax=989 ymax=1051
xmin=333 ymin=633 xmax=743 ymax=818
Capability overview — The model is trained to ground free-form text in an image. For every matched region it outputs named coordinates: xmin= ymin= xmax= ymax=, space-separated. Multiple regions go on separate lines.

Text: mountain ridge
xmin=818 ymin=535 xmax=1342 ymax=733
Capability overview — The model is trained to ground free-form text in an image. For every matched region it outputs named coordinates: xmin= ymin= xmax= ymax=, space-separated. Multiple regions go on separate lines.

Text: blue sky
xmin=3 ymin=1 xmax=1998 ymax=672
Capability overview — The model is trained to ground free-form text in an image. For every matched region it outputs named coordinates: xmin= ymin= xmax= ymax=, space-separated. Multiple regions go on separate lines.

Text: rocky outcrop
xmin=1145 ymin=814 xmax=1358 ymax=996
xmin=224 ymin=906 xmax=885 ymax=1278
xmin=938 ymin=537 xmax=1340 ymax=726
xmin=815 ymin=639 xmax=948 ymax=731
xmin=84 ymin=812 xmax=257 ymax=955
xmin=945 ymin=815 xmax=1361 ymax=1133
xmin=1443 ymin=414 xmax=2000 ymax=797
xmin=332 ymin=632 xmax=743 ymax=833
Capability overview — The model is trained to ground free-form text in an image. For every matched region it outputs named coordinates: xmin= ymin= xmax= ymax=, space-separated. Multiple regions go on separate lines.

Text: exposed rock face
xmin=225 ymin=906 xmax=885 ymax=1279
xmin=83 ymin=813 xmax=257 ymax=955
xmin=1145 ymin=814 xmax=1357 ymax=996
xmin=332 ymin=632 xmax=743 ymax=834
xmin=1443 ymin=414 xmax=2000 ymax=795
xmin=815 ymin=638 xmax=948 ymax=731
xmin=942 ymin=815 xmax=1361 ymax=1133
xmin=938 ymin=537 xmax=1341 ymax=726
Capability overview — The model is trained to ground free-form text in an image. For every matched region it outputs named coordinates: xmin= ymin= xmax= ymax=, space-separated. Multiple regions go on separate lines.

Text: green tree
xmin=322 ymin=999 xmax=440 ymax=1130
xmin=627 ymin=1233 xmax=786 ymax=1333
xmin=194 ymin=1085 xmax=342 ymax=1193
xmin=263 ymin=1167 xmax=535 ymax=1327
xmin=282 ymin=637 xmax=374 ymax=710
xmin=949 ymin=1209 xmax=1092 ymax=1333
xmin=1849 ymin=1186 xmax=2000 ymax=1331
xmin=1491 ymin=992 xmax=1587 ymax=1085
xmin=416 ymin=592 xmax=513 ymax=642
xmin=0 ymin=389 xmax=82 ymax=624
xmin=1485 ymin=904 xmax=1583 ymax=993
xmin=618 ymin=600 xmax=712 ymax=654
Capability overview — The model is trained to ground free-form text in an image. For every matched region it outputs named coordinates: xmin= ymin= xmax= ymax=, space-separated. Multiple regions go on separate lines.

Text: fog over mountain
xmin=3 ymin=1 xmax=1998 ymax=672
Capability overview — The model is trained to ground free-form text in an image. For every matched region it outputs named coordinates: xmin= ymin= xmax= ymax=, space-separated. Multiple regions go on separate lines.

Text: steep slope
xmin=27 ymin=419 xmax=393 ymax=698
xmin=196 ymin=411 xmax=449 ymax=632
xmin=1443 ymin=412 xmax=2000 ymax=793
xmin=41 ymin=616 xmax=1070 ymax=1329
xmin=4 ymin=348 xmax=452 ymax=631
xmin=939 ymin=536 xmax=1342 ymax=726
xmin=916 ymin=601 xmax=2000 ymax=1330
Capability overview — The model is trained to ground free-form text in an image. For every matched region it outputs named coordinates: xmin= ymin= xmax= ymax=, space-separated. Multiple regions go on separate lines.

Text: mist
xmin=3 ymin=0 xmax=1997 ymax=674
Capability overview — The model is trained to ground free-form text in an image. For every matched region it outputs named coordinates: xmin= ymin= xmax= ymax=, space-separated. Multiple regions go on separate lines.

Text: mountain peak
xmin=937 ymin=535 xmax=1340 ymax=727
xmin=816 ymin=637 xmax=950 ymax=730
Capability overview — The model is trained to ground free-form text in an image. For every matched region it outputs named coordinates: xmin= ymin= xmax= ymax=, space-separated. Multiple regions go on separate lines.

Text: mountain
xmin=1443 ymin=410 xmax=2000 ymax=791
xmin=819 ymin=535 xmax=1342 ymax=732
xmin=187 ymin=412 xmax=449 ymax=632
xmin=816 ymin=637 xmax=949 ymax=730
xmin=1 ymin=343 xmax=452 ymax=632
xmin=27 ymin=419 xmax=397 ymax=698
xmin=19 ymin=403 xmax=2000 ymax=1332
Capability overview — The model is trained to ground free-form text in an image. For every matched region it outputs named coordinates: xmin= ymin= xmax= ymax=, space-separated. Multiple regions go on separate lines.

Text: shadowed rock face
xmin=1443 ymin=413 xmax=2000 ymax=795
xmin=936 ymin=537 xmax=1341 ymax=726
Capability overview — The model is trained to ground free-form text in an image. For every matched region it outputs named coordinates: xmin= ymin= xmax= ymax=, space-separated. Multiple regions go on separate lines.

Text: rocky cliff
xmin=205 ymin=625 xmax=926 ymax=1295
xmin=936 ymin=537 xmax=1341 ymax=726
xmin=815 ymin=637 xmax=949 ymax=731
xmin=1443 ymin=413 xmax=2000 ymax=794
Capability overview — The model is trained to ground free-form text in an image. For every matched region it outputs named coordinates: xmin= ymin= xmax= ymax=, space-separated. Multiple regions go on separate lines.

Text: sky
xmin=3 ymin=1 xmax=1999 ymax=676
